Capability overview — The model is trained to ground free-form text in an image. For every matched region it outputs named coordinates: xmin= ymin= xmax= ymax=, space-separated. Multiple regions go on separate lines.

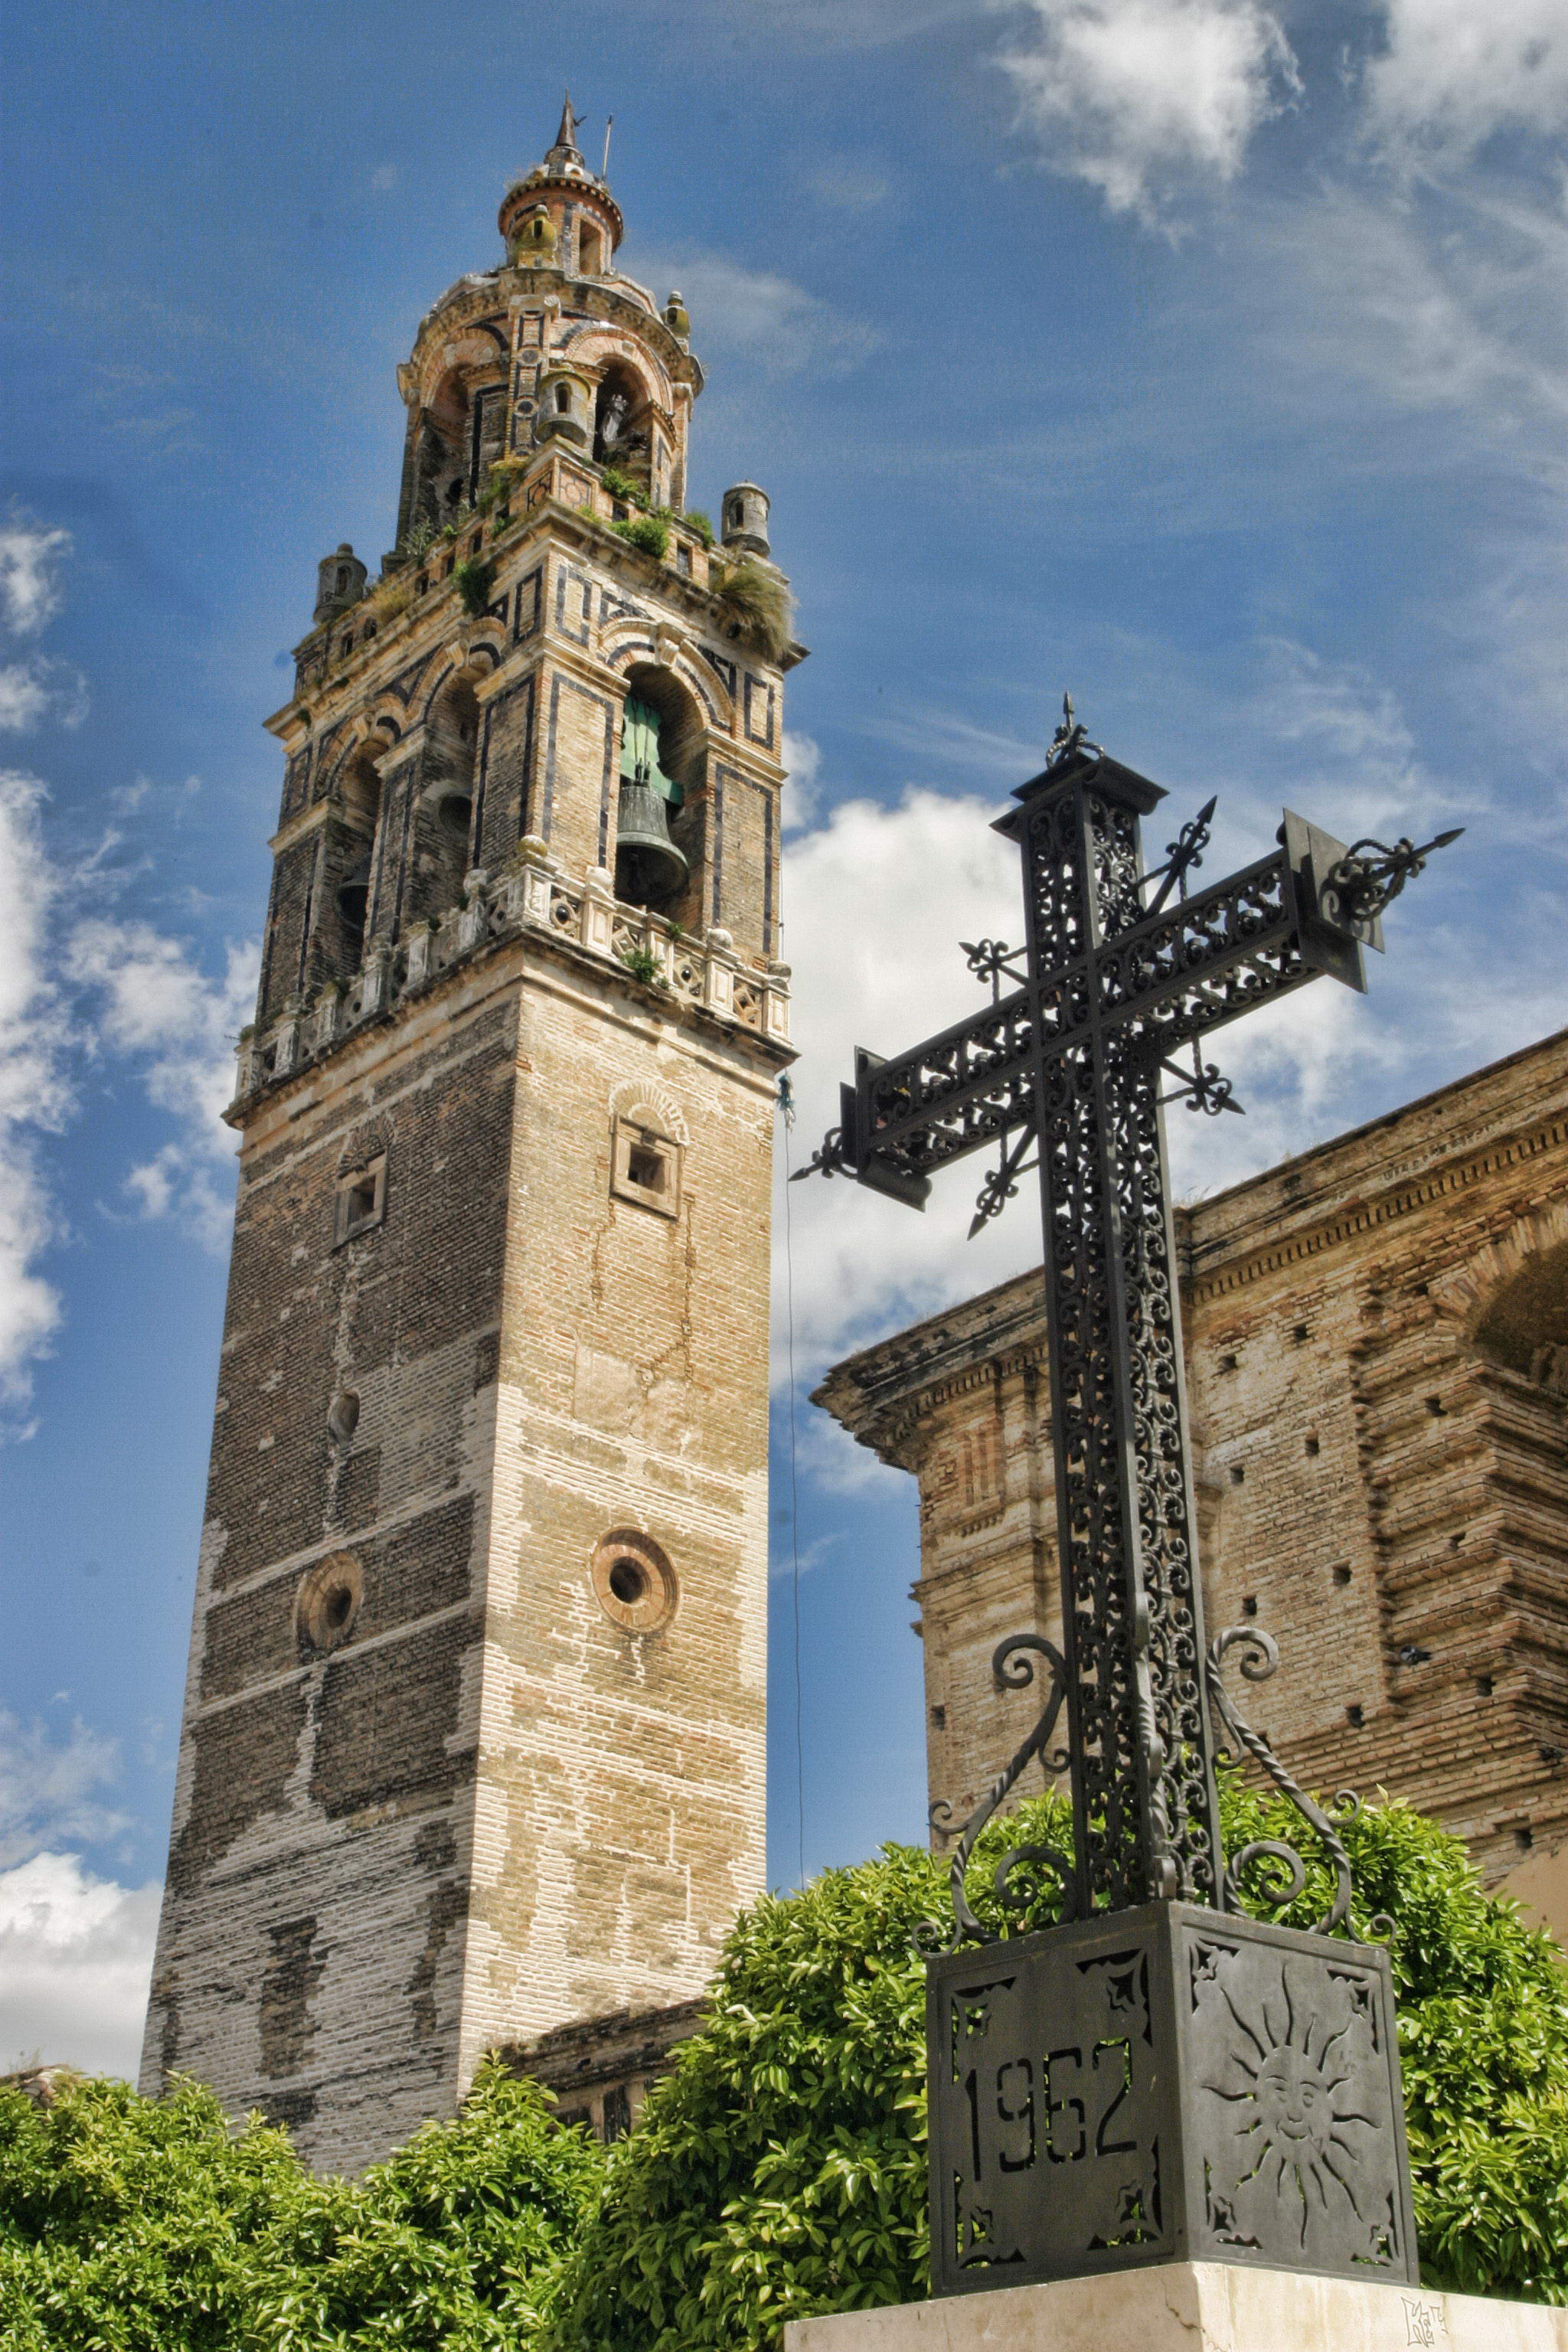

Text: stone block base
xmin=785 ymin=2262 xmax=1567 ymax=2352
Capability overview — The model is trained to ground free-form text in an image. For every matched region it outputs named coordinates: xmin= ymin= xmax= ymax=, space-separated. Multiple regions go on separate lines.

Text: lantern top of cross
xmin=798 ymin=701 xmax=1459 ymax=1936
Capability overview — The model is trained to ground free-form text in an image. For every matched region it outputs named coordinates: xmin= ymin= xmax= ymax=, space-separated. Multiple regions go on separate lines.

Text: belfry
xmin=139 ymin=106 xmax=798 ymax=2173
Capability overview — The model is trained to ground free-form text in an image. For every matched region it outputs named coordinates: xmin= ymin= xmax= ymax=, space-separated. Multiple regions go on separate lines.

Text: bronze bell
xmin=614 ymin=777 xmax=688 ymax=906
xmin=336 ymin=854 xmax=371 ymax=950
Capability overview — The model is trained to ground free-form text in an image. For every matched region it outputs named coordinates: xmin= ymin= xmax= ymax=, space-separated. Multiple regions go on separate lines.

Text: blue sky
xmin=2 ymin=0 xmax=1565 ymax=2076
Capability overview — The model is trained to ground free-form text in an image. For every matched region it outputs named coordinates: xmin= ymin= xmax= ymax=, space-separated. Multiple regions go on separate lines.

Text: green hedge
xmin=2 ymin=1785 xmax=1563 ymax=2349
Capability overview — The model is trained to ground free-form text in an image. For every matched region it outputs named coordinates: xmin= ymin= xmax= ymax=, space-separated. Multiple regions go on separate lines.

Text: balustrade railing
xmin=234 ymin=852 xmax=790 ymax=1101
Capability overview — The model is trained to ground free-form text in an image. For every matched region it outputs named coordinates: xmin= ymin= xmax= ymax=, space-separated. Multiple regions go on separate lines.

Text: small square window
xmin=335 ymin=1155 xmax=387 ymax=1244
xmin=611 ymin=1118 xmax=680 ymax=1219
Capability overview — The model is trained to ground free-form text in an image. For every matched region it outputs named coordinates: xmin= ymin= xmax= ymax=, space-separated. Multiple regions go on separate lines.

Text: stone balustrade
xmin=234 ymin=843 xmax=791 ymax=1105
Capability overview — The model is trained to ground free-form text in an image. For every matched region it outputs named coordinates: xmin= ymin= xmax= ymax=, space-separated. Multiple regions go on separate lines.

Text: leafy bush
xmin=2 ymin=1797 xmax=1561 ymax=2350
xmin=710 ymin=556 xmax=792 ymax=661
xmin=610 ymin=513 xmax=670 ymax=561
xmin=600 ymin=464 xmax=648 ymax=509
xmin=550 ymin=1784 xmax=1568 ymax=2350
xmin=453 ymin=556 xmax=496 ymax=616
xmin=681 ymin=508 xmax=715 ymax=549
xmin=617 ymin=944 xmax=666 ymax=988
xmin=475 ymin=456 xmax=530 ymax=515
xmin=0 ymin=2061 xmax=603 ymax=2351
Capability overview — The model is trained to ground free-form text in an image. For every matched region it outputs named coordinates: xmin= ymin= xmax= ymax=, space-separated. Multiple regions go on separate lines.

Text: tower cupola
xmin=498 ymin=93 xmax=624 ymax=279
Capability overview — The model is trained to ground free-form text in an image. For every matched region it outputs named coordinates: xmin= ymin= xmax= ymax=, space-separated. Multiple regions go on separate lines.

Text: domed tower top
xmin=498 ymin=93 xmax=624 ymax=278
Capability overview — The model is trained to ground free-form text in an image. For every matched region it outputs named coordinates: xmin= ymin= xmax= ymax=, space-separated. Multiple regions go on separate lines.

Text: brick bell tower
xmin=139 ymin=103 xmax=799 ymax=2173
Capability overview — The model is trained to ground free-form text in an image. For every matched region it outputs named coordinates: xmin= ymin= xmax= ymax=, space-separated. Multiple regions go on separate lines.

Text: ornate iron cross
xmin=799 ymin=703 xmax=1456 ymax=1926
xmin=802 ymin=703 xmax=1457 ymax=2292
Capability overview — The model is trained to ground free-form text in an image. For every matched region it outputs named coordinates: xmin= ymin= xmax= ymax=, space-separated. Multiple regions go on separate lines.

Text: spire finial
xmin=553 ymin=90 xmax=586 ymax=158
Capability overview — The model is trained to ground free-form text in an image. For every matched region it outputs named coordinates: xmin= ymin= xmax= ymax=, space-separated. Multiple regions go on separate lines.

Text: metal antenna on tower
xmin=602 ymin=115 xmax=613 ymax=179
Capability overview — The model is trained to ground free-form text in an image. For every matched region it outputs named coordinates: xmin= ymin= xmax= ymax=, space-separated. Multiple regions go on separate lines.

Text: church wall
xmin=816 ymin=1028 xmax=1568 ymax=1896
xmin=140 ymin=962 xmax=517 ymax=2172
xmin=459 ymin=953 xmax=773 ymax=2077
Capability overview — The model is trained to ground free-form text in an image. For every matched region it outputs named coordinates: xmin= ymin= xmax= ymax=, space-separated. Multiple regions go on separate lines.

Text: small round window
xmin=590 ymin=1529 xmax=676 ymax=1633
xmin=327 ymin=1390 xmax=360 ymax=1442
xmin=296 ymin=1552 xmax=364 ymax=1655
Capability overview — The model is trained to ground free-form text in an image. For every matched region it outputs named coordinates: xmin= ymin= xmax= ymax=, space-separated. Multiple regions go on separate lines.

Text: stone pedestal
xmin=786 ymin=2262 xmax=1568 ymax=2352
xmin=927 ymin=1907 xmax=1413 ymax=2295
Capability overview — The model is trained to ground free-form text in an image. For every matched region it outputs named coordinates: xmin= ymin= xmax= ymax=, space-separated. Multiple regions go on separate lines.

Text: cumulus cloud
xmin=1364 ymin=0 xmax=1568 ymax=160
xmin=0 ymin=1854 xmax=159 ymax=2079
xmin=0 ymin=1611 xmax=155 ymax=2087
xmin=0 ymin=749 xmax=259 ymax=1425
xmin=782 ymin=730 xmax=824 ymax=832
xmin=0 ymin=656 xmax=88 ymax=734
xmin=0 ymin=1707 xmax=130 ymax=1868
xmin=776 ymin=786 xmax=1031 ymax=1383
xmin=0 ymin=516 xmax=71 ymax=637
xmin=629 ymin=250 xmax=880 ymax=375
xmin=72 ymin=922 xmax=258 ymax=1252
xmin=0 ymin=773 xmax=72 ymax=1431
xmin=998 ymin=0 xmax=1298 ymax=224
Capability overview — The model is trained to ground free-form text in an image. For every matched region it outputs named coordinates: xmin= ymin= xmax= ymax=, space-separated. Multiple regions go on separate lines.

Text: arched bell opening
xmin=410 ymin=678 xmax=479 ymax=926
xmin=577 ymin=218 xmax=606 ymax=277
xmin=331 ymin=737 xmax=390 ymax=975
xmin=409 ymin=364 xmax=509 ymax=532
xmin=593 ymin=361 xmax=652 ymax=492
xmin=614 ymin=665 xmax=705 ymax=916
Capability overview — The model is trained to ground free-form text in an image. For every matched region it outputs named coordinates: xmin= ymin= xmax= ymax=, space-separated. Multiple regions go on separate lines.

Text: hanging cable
xmin=778 ymin=1073 xmax=805 ymax=1889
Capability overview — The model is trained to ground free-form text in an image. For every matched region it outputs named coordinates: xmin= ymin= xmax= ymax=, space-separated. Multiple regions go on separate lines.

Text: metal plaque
xmin=927 ymin=1904 xmax=1416 ymax=2298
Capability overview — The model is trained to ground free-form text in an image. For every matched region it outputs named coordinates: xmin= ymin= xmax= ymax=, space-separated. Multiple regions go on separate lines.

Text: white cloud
xmin=0 ymin=773 xmax=72 ymax=1430
xmin=0 ymin=516 xmax=71 ymax=637
xmin=0 ymin=1854 xmax=159 ymax=2080
xmin=998 ymin=0 xmax=1298 ymax=224
xmin=1365 ymin=0 xmax=1568 ymax=159
xmin=629 ymin=250 xmax=880 ymax=375
xmin=776 ymin=786 xmax=1033 ymax=1381
xmin=0 ymin=1707 xmax=129 ymax=1868
xmin=371 ymin=162 xmax=398 ymax=191
xmin=0 ymin=657 xmax=88 ymax=733
xmin=1243 ymin=637 xmax=1467 ymax=841
xmin=782 ymin=730 xmax=823 ymax=831
xmin=71 ymin=922 xmax=258 ymax=1252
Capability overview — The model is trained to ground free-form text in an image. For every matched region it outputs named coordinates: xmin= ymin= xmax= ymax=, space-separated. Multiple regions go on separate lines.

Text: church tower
xmin=139 ymin=107 xmax=797 ymax=2173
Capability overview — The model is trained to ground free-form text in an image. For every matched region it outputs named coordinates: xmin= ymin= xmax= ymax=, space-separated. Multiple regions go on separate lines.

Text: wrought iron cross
xmin=799 ymin=700 xmax=1458 ymax=1926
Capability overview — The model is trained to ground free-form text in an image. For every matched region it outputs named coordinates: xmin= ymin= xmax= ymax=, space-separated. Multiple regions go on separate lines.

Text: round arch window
xmin=590 ymin=1529 xmax=676 ymax=1633
xmin=296 ymin=1552 xmax=364 ymax=1655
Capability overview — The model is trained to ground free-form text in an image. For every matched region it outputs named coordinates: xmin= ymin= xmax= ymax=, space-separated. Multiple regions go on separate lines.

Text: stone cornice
xmin=815 ymin=1027 xmax=1568 ymax=1457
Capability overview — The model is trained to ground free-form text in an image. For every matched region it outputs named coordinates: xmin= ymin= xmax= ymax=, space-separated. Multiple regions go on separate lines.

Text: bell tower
xmin=139 ymin=106 xmax=798 ymax=2174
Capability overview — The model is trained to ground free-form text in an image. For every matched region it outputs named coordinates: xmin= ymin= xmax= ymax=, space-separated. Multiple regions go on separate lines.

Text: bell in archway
xmin=614 ymin=778 xmax=688 ymax=906
xmin=336 ymin=854 xmax=372 ymax=959
xmin=614 ymin=693 xmax=688 ymax=905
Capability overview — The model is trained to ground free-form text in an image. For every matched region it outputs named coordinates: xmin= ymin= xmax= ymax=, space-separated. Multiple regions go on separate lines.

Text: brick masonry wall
xmin=144 ymin=220 xmax=798 ymax=2171
xmin=143 ymin=926 xmax=779 ymax=2174
xmin=816 ymin=1028 xmax=1568 ymax=1896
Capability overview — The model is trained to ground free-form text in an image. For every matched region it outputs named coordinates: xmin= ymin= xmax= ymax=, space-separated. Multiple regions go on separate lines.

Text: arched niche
xmin=1473 ymin=1240 xmax=1568 ymax=1396
xmin=409 ymin=354 xmax=509 ymax=531
xmin=616 ymin=663 xmax=707 ymax=921
xmin=593 ymin=359 xmax=652 ymax=489
xmin=408 ymin=675 xmax=479 ymax=925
